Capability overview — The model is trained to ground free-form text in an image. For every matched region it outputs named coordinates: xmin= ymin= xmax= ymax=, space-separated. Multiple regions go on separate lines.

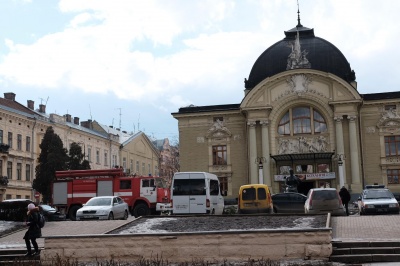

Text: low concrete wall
xmin=41 ymin=228 xmax=332 ymax=263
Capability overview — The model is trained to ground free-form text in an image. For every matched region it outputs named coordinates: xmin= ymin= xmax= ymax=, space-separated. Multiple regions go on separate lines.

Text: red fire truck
xmin=51 ymin=168 xmax=170 ymax=220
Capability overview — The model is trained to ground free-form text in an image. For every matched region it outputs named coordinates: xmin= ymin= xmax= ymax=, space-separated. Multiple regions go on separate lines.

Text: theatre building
xmin=172 ymin=19 xmax=400 ymax=198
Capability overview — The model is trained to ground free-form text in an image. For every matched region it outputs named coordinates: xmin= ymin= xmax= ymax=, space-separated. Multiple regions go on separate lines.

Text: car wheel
xmin=69 ymin=206 xmax=81 ymax=221
xmin=108 ymin=212 xmax=114 ymax=220
xmin=133 ymin=203 xmax=150 ymax=218
xmin=122 ymin=210 xmax=128 ymax=220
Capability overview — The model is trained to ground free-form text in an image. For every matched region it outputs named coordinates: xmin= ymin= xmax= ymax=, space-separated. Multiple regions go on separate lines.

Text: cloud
xmin=1 ymin=0 xmax=400 ymax=118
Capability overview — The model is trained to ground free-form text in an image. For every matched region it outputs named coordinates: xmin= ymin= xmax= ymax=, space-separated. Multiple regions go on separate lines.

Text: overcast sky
xmin=0 ymin=0 xmax=398 ymax=141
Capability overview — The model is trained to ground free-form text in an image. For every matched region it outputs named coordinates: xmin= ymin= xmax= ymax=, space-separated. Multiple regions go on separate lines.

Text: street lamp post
xmin=338 ymin=154 xmax=344 ymax=188
xmin=256 ymin=157 xmax=266 ymax=184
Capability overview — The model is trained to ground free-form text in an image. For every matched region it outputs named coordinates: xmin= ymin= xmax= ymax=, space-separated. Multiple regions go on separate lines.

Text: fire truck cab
xmin=52 ymin=169 xmax=170 ymax=220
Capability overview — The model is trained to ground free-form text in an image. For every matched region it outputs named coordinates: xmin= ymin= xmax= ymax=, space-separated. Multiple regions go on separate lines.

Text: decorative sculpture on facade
xmin=285 ymin=169 xmax=301 ymax=192
xmin=378 ymin=106 xmax=400 ymax=128
xmin=206 ymin=119 xmax=231 ymax=138
xmin=278 ymin=136 xmax=328 ymax=154
xmin=286 ymin=74 xmax=312 ymax=95
xmin=286 ymin=31 xmax=311 ymax=70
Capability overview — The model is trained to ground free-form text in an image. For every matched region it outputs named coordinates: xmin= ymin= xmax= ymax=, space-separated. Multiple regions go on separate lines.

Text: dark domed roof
xmin=245 ymin=25 xmax=355 ymax=90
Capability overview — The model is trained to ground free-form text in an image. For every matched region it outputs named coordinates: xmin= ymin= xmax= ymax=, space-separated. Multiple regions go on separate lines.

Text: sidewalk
xmin=0 ymin=216 xmax=136 ymax=249
xmin=331 ymin=215 xmax=400 ymax=241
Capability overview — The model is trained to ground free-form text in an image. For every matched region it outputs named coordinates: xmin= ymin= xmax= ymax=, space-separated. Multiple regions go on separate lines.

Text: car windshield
xmin=364 ymin=190 xmax=394 ymax=199
xmin=86 ymin=198 xmax=112 ymax=206
xmin=40 ymin=205 xmax=55 ymax=211
xmin=312 ymin=190 xmax=337 ymax=200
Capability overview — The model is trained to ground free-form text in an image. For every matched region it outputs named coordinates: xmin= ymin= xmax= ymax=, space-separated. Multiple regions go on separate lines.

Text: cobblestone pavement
xmin=331 ymin=215 xmax=400 ymax=241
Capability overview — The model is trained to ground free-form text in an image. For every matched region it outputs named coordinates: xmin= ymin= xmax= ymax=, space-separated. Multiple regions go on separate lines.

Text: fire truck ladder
xmin=55 ymin=169 xmax=125 ymax=179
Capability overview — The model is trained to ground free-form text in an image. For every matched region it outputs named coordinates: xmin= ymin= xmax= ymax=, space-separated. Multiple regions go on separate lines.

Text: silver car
xmin=304 ymin=188 xmax=346 ymax=216
xmin=358 ymin=185 xmax=400 ymax=215
xmin=76 ymin=196 xmax=129 ymax=220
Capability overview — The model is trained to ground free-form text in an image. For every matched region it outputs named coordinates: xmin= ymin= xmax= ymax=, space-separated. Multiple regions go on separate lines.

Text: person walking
xmin=339 ymin=186 xmax=351 ymax=216
xmin=23 ymin=203 xmax=42 ymax=256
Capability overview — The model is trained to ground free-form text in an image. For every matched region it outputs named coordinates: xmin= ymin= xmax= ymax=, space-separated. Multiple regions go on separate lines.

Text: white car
xmin=358 ymin=185 xmax=400 ymax=215
xmin=304 ymin=188 xmax=346 ymax=216
xmin=76 ymin=196 xmax=129 ymax=221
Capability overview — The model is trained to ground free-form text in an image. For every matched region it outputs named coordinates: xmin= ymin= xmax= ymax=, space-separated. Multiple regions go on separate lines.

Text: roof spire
xmin=296 ymin=0 xmax=303 ymax=28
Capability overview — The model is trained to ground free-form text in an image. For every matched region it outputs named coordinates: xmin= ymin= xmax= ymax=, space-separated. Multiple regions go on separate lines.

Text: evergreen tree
xmin=67 ymin=142 xmax=91 ymax=170
xmin=33 ymin=127 xmax=68 ymax=203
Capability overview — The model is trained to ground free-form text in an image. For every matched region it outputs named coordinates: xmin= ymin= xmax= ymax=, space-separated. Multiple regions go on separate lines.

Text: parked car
xmin=392 ymin=192 xmax=400 ymax=205
xmin=271 ymin=192 xmax=307 ymax=213
xmin=39 ymin=204 xmax=66 ymax=221
xmin=76 ymin=196 xmax=129 ymax=221
xmin=358 ymin=185 xmax=399 ymax=215
xmin=0 ymin=199 xmax=34 ymax=221
xmin=304 ymin=188 xmax=346 ymax=216
xmin=237 ymin=184 xmax=273 ymax=214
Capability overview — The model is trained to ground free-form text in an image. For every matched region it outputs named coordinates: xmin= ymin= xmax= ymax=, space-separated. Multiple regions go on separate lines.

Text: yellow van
xmin=238 ymin=184 xmax=273 ymax=214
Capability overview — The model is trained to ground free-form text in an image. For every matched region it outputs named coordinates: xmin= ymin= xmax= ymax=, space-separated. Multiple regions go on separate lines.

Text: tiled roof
xmin=0 ymin=97 xmax=38 ymax=116
xmin=361 ymin=91 xmax=400 ymax=101
xmin=174 ymin=104 xmax=240 ymax=114
xmin=96 ymin=123 xmax=134 ymax=143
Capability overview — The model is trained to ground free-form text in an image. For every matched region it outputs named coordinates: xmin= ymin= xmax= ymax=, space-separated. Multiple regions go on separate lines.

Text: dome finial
xmin=297 ymin=0 xmax=303 ymax=28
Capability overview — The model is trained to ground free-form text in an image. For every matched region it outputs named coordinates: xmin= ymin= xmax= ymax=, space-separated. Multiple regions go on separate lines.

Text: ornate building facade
xmin=173 ymin=20 xmax=400 ymax=198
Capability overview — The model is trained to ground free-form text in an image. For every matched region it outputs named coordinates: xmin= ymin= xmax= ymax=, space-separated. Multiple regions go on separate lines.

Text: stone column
xmin=248 ymin=121 xmax=258 ymax=184
xmin=260 ymin=120 xmax=271 ymax=187
xmin=334 ymin=116 xmax=346 ymax=186
xmin=348 ymin=116 xmax=361 ymax=185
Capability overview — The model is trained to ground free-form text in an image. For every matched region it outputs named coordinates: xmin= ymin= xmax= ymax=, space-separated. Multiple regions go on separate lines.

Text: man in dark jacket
xmin=23 ymin=203 xmax=42 ymax=256
xmin=339 ymin=186 xmax=351 ymax=216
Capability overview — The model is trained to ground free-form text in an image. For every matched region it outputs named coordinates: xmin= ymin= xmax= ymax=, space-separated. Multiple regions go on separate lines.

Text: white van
xmin=169 ymin=172 xmax=224 ymax=215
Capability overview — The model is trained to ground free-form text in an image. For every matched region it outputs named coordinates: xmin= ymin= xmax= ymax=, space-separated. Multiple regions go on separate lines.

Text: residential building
xmin=0 ymin=92 xmax=121 ymax=200
xmin=0 ymin=92 xmax=48 ymax=200
xmin=91 ymin=121 xmax=160 ymax=176
xmin=152 ymin=138 xmax=179 ymax=182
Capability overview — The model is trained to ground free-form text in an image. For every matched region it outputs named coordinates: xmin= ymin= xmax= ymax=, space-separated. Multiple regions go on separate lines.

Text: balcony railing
xmin=0 ymin=143 xmax=10 ymax=154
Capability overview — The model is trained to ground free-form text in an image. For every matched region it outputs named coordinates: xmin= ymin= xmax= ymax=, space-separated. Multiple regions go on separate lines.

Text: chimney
xmin=27 ymin=100 xmax=34 ymax=110
xmin=74 ymin=117 xmax=80 ymax=125
xmin=39 ymin=104 xmax=46 ymax=113
xmin=80 ymin=120 xmax=92 ymax=129
xmin=4 ymin=92 xmax=16 ymax=101
xmin=65 ymin=114 xmax=72 ymax=123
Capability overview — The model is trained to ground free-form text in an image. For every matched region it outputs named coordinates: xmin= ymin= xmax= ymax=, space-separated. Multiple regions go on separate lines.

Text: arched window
xmin=278 ymin=107 xmax=327 ymax=135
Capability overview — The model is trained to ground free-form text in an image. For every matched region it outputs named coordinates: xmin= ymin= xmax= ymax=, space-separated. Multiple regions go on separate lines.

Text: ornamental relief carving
xmin=365 ymin=127 xmax=376 ymax=134
xmin=377 ymin=107 xmax=400 ymax=129
xmin=278 ymin=136 xmax=329 ymax=154
xmin=273 ymin=74 xmax=328 ymax=102
xmin=212 ymin=165 xmax=228 ymax=171
xmin=206 ymin=119 xmax=232 ymax=139
xmin=384 ymin=157 xmax=400 ymax=164
xmin=286 ymin=74 xmax=312 ymax=95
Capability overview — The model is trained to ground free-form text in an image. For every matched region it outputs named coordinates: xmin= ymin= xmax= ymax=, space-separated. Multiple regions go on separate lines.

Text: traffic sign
xmin=34 ymin=191 xmax=40 ymax=199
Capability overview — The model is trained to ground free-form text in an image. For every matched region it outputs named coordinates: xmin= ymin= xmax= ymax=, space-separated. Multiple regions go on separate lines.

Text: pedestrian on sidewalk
xmin=339 ymin=186 xmax=351 ymax=216
xmin=23 ymin=203 xmax=41 ymax=256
